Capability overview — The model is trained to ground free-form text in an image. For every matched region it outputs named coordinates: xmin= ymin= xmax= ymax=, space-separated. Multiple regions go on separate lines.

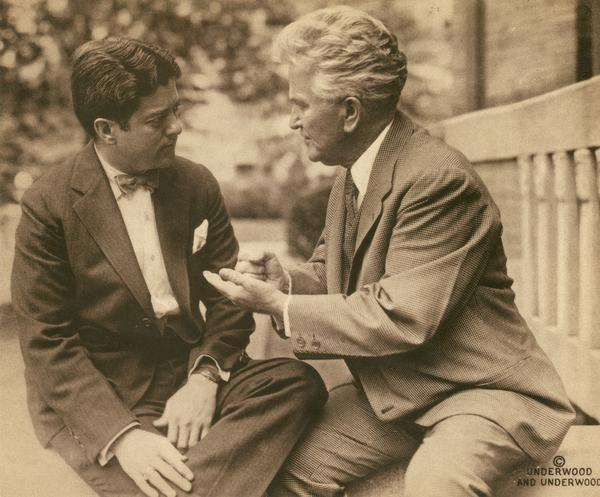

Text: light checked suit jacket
xmin=286 ymin=112 xmax=574 ymax=461
xmin=11 ymin=143 xmax=254 ymax=462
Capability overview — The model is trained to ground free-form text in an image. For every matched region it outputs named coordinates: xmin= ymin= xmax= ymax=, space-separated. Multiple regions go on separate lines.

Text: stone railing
xmin=430 ymin=75 xmax=600 ymax=421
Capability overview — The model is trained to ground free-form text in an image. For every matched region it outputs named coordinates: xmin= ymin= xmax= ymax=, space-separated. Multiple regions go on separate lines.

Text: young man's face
xmin=111 ymin=78 xmax=182 ymax=173
xmin=288 ymin=64 xmax=348 ymax=166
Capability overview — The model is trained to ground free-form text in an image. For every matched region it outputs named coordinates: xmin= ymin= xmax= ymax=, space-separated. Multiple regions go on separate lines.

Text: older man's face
xmin=288 ymin=64 xmax=348 ymax=165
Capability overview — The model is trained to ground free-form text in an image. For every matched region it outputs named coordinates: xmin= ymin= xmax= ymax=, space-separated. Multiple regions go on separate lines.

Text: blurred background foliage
xmin=0 ymin=0 xmax=454 ymax=256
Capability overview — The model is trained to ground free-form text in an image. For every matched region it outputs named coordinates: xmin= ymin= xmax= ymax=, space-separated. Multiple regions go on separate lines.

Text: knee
xmin=404 ymin=460 xmax=488 ymax=497
xmin=281 ymin=360 xmax=328 ymax=410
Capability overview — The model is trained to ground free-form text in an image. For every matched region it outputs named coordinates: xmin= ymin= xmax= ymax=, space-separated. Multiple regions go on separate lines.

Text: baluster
xmin=534 ymin=153 xmax=558 ymax=327
xmin=575 ymin=149 xmax=600 ymax=348
xmin=553 ymin=151 xmax=579 ymax=336
xmin=518 ymin=155 xmax=538 ymax=318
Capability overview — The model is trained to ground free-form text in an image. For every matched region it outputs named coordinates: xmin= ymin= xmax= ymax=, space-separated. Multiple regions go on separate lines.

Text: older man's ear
xmin=342 ymin=96 xmax=362 ymax=133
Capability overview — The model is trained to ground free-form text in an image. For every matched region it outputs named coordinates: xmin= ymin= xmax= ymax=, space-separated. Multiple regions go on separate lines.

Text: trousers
xmin=50 ymin=356 xmax=327 ymax=497
xmin=269 ymin=382 xmax=532 ymax=497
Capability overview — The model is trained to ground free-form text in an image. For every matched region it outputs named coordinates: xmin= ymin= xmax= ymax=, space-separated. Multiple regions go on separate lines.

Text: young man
xmin=205 ymin=7 xmax=575 ymax=497
xmin=11 ymin=37 xmax=326 ymax=497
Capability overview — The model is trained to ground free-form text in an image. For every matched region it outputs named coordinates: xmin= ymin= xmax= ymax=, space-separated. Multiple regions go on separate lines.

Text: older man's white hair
xmin=273 ymin=5 xmax=407 ymax=106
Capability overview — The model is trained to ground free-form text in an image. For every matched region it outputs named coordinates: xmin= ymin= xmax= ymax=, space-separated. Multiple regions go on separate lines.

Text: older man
xmin=11 ymin=37 xmax=327 ymax=497
xmin=204 ymin=6 xmax=575 ymax=497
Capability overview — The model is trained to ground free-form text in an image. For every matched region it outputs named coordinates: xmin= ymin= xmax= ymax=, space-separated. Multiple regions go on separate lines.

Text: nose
xmin=166 ymin=113 xmax=183 ymax=137
xmin=289 ymin=105 xmax=301 ymax=130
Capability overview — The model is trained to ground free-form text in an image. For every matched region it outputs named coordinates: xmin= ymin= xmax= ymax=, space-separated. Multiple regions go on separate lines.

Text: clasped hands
xmin=114 ymin=374 xmax=217 ymax=497
xmin=203 ymin=250 xmax=288 ymax=320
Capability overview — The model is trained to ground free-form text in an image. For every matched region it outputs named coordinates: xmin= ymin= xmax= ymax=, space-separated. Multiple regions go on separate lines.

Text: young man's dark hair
xmin=71 ymin=37 xmax=182 ymax=137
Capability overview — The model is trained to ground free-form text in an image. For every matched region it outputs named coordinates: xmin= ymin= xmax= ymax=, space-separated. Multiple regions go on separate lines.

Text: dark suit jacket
xmin=11 ymin=143 xmax=254 ymax=462
xmin=286 ymin=113 xmax=574 ymax=461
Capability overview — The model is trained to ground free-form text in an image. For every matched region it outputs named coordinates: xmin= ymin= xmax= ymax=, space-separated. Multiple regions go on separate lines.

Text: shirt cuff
xmin=281 ymin=271 xmax=292 ymax=337
xmin=270 ymin=271 xmax=292 ymax=338
xmin=282 ymin=295 xmax=292 ymax=338
xmin=188 ymin=355 xmax=231 ymax=382
xmin=98 ymin=422 xmax=140 ymax=466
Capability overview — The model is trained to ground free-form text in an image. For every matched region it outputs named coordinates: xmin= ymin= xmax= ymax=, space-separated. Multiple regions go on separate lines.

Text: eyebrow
xmin=145 ymin=100 xmax=181 ymax=119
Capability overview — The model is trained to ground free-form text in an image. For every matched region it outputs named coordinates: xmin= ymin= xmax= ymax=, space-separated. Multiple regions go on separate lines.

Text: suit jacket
xmin=11 ymin=143 xmax=254 ymax=462
xmin=286 ymin=113 xmax=574 ymax=461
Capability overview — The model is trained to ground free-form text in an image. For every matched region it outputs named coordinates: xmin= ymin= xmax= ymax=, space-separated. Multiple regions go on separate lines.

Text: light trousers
xmin=269 ymin=382 xmax=532 ymax=497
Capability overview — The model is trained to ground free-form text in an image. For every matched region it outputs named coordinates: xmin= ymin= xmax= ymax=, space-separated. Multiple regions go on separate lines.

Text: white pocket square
xmin=193 ymin=220 xmax=209 ymax=254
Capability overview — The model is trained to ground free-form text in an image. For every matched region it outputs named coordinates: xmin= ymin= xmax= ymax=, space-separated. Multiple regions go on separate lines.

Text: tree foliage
xmin=0 ymin=0 xmax=298 ymax=194
xmin=0 ymin=0 xmax=453 ymax=207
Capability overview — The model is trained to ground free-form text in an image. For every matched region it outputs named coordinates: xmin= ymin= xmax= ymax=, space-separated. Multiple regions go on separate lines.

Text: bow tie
xmin=115 ymin=170 xmax=160 ymax=196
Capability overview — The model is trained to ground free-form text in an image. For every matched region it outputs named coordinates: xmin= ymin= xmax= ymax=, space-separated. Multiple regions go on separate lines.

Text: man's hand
xmin=153 ymin=375 xmax=218 ymax=450
xmin=114 ymin=428 xmax=193 ymax=497
xmin=203 ymin=268 xmax=287 ymax=319
xmin=236 ymin=250 xmax=288 ymax=292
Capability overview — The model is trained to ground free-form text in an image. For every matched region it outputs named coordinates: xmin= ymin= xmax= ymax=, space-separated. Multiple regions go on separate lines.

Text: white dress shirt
xmin=281 ymin=120 xmax=393 ymax=336
xmin=96 ymin=148 xmax=180 ymax=318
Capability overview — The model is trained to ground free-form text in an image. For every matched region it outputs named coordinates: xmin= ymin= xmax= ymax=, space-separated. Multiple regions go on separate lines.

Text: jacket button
xmin=141 ymin=317 xmax=152 ymax=328
xmin=296 ymin=337 xmax=306 ymax=348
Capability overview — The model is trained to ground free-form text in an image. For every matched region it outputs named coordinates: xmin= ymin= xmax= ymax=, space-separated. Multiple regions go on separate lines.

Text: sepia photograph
xmin=1 ymin=0 xmax=599 ymax=496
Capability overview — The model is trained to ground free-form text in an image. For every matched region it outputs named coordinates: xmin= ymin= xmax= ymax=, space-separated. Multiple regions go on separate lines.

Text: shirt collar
xmin=349 ymin=120 xmax=393 ymax=198
xmin=94 ymin=144 xmax=128 ymax=199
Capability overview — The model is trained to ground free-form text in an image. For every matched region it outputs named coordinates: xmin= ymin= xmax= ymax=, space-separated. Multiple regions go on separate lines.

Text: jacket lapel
xmin=354 ymin=112 xmax=414 ymax=254
xmin=152 ymin=166 xmax=192 ymax=315
xmin=71 ymin=144 xmax=155 ymax=318
xmin=325 ymin=174 xmax=346 ymax=294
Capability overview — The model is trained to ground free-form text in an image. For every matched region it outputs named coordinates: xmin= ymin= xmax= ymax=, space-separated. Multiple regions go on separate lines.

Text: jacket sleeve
xmin=287 ymin=231 xmax=328 ymax=295
xmin=286 ymin=166 xmax=502 ymax=358
xmin=188 ymin=172 xmax=255 ymax=373
xmin=11 ymin=188 xmax=137 ymax=462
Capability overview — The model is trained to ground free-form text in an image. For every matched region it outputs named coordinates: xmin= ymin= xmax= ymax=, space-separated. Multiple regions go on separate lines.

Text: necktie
xmin=115 ymin=169 xmax=160 ymax=196
xmin=342 ymin=170 xmax=359 ymax=291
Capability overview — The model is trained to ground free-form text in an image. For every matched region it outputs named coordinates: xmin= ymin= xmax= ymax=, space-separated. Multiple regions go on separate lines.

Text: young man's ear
xmin=93 ymin=118 xmax=117 ymax=144
xmin=342 ymin=96 xmax=361 ymax=133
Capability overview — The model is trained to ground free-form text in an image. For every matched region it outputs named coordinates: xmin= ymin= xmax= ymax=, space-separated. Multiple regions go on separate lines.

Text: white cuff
xmin=98 ymin=422 xmax=140 ymax=466
xmin=283 ymin=271 xmax=292 ymax=337
xmin=188 ymin=355 xmax=231 ymax=382
xmin=283 ymin=295 xmax=292 ymax=338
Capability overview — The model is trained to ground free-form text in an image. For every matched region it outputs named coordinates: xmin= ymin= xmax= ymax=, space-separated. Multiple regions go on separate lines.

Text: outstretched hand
xmin=235 ymin=250 xmax=288 ymax=292
xmin=203 ymin=268 xmax=286 ymax=319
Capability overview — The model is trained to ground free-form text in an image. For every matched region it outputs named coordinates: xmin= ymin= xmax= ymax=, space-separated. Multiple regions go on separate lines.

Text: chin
xmin=306 ymin=148 xmax=325 ymax=164
xmin=306 ymin=146 xmax=338 ymax=166
xmin=155 ymin=152 xmax=176 ymax=168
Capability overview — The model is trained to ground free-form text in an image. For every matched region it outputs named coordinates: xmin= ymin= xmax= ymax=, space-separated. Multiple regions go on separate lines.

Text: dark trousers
xmin=50 ymin=356 xmax=327 ymax=497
